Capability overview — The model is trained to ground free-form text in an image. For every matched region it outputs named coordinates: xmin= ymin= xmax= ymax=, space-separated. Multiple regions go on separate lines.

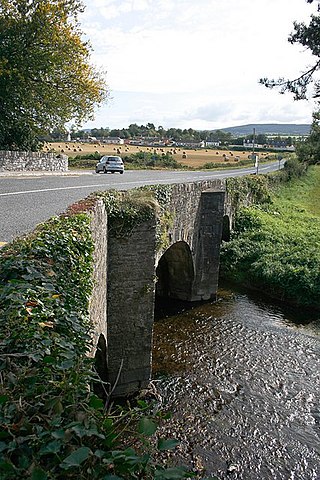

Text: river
xmin=152 ymin=285 xmax=320 ymax=480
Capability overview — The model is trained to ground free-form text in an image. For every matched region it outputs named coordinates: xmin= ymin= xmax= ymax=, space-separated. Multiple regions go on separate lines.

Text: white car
xmin=95 ymin=156 xmax=124 ymax=174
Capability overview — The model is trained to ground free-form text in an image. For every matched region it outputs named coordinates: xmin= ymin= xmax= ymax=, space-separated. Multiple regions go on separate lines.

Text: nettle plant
xmin=0 ymin=211 xmax=191 ymax=479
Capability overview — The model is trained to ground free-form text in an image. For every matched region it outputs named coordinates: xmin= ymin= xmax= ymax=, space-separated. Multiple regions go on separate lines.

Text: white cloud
xmin=80 ymin=0 xmax=319 ymax=128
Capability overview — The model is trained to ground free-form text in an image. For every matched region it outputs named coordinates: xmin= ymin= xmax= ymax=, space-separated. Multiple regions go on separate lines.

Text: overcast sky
xmin=80 ymin=0 xmax=319 ymax=130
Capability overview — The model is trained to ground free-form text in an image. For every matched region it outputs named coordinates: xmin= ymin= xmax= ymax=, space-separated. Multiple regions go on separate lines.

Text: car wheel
xmin=120 ymin=171 xmax=124 ymax=174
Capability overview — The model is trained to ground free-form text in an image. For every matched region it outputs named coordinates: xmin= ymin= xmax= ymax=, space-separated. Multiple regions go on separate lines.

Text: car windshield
xmin=101 ymin=156 xmax=122 ymax=162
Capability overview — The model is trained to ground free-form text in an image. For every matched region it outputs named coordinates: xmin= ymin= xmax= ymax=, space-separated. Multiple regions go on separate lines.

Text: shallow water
xmin=152 ymin=287 xmax=320 ymax=480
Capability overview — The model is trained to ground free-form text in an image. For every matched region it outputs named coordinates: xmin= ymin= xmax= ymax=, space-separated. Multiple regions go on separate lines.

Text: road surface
xmin=0 ymin=162 xmax=282 ymax=243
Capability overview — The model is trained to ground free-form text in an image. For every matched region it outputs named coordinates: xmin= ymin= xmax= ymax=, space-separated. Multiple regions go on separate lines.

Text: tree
xmin=0 ymin=0 xmax=108 ymax=150
xmin=260 ymin=1 xmax=320 ymax=165
xmin=260 ymin=2 xmax=320 ymax=100
xmin=128 ymin=123 xmax=140 ymax=137
xmin=296 ymin=111 xmax=320 ymax=163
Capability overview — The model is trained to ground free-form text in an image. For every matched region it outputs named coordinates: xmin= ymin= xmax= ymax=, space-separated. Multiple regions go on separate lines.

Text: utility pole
xmin=252 ymin=128 xmax=259 ymax=174
xmin=252 ymin=127 xmax=256 ymax=163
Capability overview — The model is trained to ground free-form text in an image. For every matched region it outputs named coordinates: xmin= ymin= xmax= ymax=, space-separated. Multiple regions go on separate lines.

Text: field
xmin=44 ymin=141 xmax=276 ymax=168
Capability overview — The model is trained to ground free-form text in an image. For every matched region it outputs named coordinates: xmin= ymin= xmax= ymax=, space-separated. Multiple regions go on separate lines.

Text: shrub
xmin=220 ymin=168 xmax=320 ymax=309
xmin=122 ymin=152 xmax=181 ymax=169
xmin=279 ymin=157 xmax=307 ymax=180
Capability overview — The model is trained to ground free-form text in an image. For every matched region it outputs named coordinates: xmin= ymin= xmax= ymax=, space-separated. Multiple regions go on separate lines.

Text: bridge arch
xmin=156 ymin=241 xmax=194 ymax=301
xmin=222 ymin=214 xmax=231 ymax=242
xmin=99 ymin=182 xmax=226 ymax=396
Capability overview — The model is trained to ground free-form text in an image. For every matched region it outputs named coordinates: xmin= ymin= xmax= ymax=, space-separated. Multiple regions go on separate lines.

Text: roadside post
xmin=278 ymin=154 xmax=283 ymax=170
xmin=254 ymin=154 xmax=259 ymax=174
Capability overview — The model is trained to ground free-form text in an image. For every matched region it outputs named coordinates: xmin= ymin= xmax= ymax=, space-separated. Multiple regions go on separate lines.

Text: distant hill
xmin=220 ymin=123 xmax=311 ymax=136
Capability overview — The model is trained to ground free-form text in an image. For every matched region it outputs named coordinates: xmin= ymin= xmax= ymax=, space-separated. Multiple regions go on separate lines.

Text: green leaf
xmin=94 ymin=449 xmax=106 ymax=459
xmin=0 ymin=460 xmax=15 ymax=474
xmin=155 ymin=466 xmax=190 ymax=479
xmin=157 ymin=438 xmax=180 ymax=451
xmin=43 ymin=356 xmax=55 ymax=364
xmin=31 ymin=467 xmax=48 ymax=480
xmin=138 ymin=417 xmax=157 ymax=436
xmin=0 ymin=442 xmax=7 ymax=453
xmin=0 ymin=395 xmax=8 ymax=405
xmin=89 ymin=395 xmax=104 ymax=410
xmin=51 ymin=430 xmax=65 ymax=440
xmin=61 ymin=446 xmax=91 ymax=468
xmin=104 ymin=431 xmax=118 ymax=448
xmin=59 ymin=359 xmax=74 ymax=370
xmin=40 ymin=440 xmax=62 ymax=455
xmin=136 ymin=399 xmax=148 ymax=409
xmin=53 ymin=399 xmax=64 ymax=414
xmin=103 ymin=418 xmax=114 ymax=430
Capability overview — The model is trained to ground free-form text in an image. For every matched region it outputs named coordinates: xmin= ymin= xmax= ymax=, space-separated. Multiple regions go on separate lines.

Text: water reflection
xmin=152 ymin=286 xmax=320 ymax=480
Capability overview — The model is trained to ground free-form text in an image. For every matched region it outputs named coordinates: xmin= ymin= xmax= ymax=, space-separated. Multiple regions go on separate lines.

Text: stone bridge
xmin=89 ymin=179 xmax=231 ymax=396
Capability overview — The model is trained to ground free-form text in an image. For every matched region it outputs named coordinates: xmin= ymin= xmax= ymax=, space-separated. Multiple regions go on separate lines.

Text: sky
xmin=79 ymin=0 xmax=319 ymax=131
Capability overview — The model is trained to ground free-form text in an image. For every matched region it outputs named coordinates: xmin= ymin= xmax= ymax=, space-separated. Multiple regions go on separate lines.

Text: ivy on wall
xmin=0 ymin=203 xmax=190 ymax=479
xmin=0 ymin=214 xmax=97 ymax=478
xmin=95 ymin=185 xmax=175 ymax=252
xmin=96 ymin=189 xmax=157 ymax=238
xmin=226 ymin=175 xmax=272 ymax=210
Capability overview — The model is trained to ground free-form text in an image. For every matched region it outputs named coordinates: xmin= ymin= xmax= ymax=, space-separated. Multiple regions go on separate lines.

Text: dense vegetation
xmin=220 ymin=165 xmax=320 ymax=310
xmin=0 ymin=202 xmax=191 ymax=479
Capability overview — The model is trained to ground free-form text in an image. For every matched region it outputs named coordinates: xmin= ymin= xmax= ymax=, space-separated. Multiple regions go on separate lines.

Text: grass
xmin=220 ymin=166 xmax=320 ymax=309
xmin=275 ymin=165 xmax=320 ymax=216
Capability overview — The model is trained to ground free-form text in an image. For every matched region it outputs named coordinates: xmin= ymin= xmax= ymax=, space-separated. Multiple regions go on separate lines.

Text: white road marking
xmin=0 ymin=164 xmax=278 ymax=197
xmin=0 ymin=174 xmax=228 ymax=197
xmin=0 ymin=178 xmax=187 ymax=197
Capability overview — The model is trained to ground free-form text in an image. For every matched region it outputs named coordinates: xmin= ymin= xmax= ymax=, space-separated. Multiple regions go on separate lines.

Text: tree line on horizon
xmin=47 ymin=124 xmax=296 ymax=148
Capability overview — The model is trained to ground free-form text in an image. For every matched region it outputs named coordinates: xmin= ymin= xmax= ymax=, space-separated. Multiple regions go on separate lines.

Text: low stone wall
xmin=0 ymin=150 xmax=68 ymax=172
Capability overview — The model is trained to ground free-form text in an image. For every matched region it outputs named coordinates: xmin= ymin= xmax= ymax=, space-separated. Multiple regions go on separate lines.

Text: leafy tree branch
xmin=0 ymin=0 xmax=108 ymax=151
xmin=260 ymin=4 xmax=320 ymax=100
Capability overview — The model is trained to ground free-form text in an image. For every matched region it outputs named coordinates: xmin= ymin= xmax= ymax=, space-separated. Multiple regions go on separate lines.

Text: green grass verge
xmin=220 ymin=166 xmax=320 ymax=310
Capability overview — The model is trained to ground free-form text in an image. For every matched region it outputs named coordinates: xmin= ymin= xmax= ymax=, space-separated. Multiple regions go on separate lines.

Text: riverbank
xmin=220 ymin=165 xmax=320 ymax=310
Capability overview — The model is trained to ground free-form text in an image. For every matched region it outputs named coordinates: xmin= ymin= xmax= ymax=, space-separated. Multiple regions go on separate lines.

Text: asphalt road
xmin=0 ymin=161 xmax=282 ymax=243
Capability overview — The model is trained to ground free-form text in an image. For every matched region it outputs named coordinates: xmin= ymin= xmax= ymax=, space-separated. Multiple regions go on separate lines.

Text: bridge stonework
xmin=89 ymin=179 xmax=226 ymax=396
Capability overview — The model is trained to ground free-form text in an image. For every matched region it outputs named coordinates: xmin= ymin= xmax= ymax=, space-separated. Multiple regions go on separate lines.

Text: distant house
xmin=205 ymin=141 xmax=220 ymax=147
xmin=101 ymin=137 xmax=124 ymax=145
xmin=126 ymin=137 xmax=170 ymax=147
xmin=174 ymin=140 xmax=202 ymax=148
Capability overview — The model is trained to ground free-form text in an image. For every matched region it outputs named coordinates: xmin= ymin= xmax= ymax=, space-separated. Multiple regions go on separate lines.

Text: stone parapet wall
xmin=0 ymin=150 xmax=68 ymax=172
xmin=166 ymin=179 xmax=225 ymax=250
